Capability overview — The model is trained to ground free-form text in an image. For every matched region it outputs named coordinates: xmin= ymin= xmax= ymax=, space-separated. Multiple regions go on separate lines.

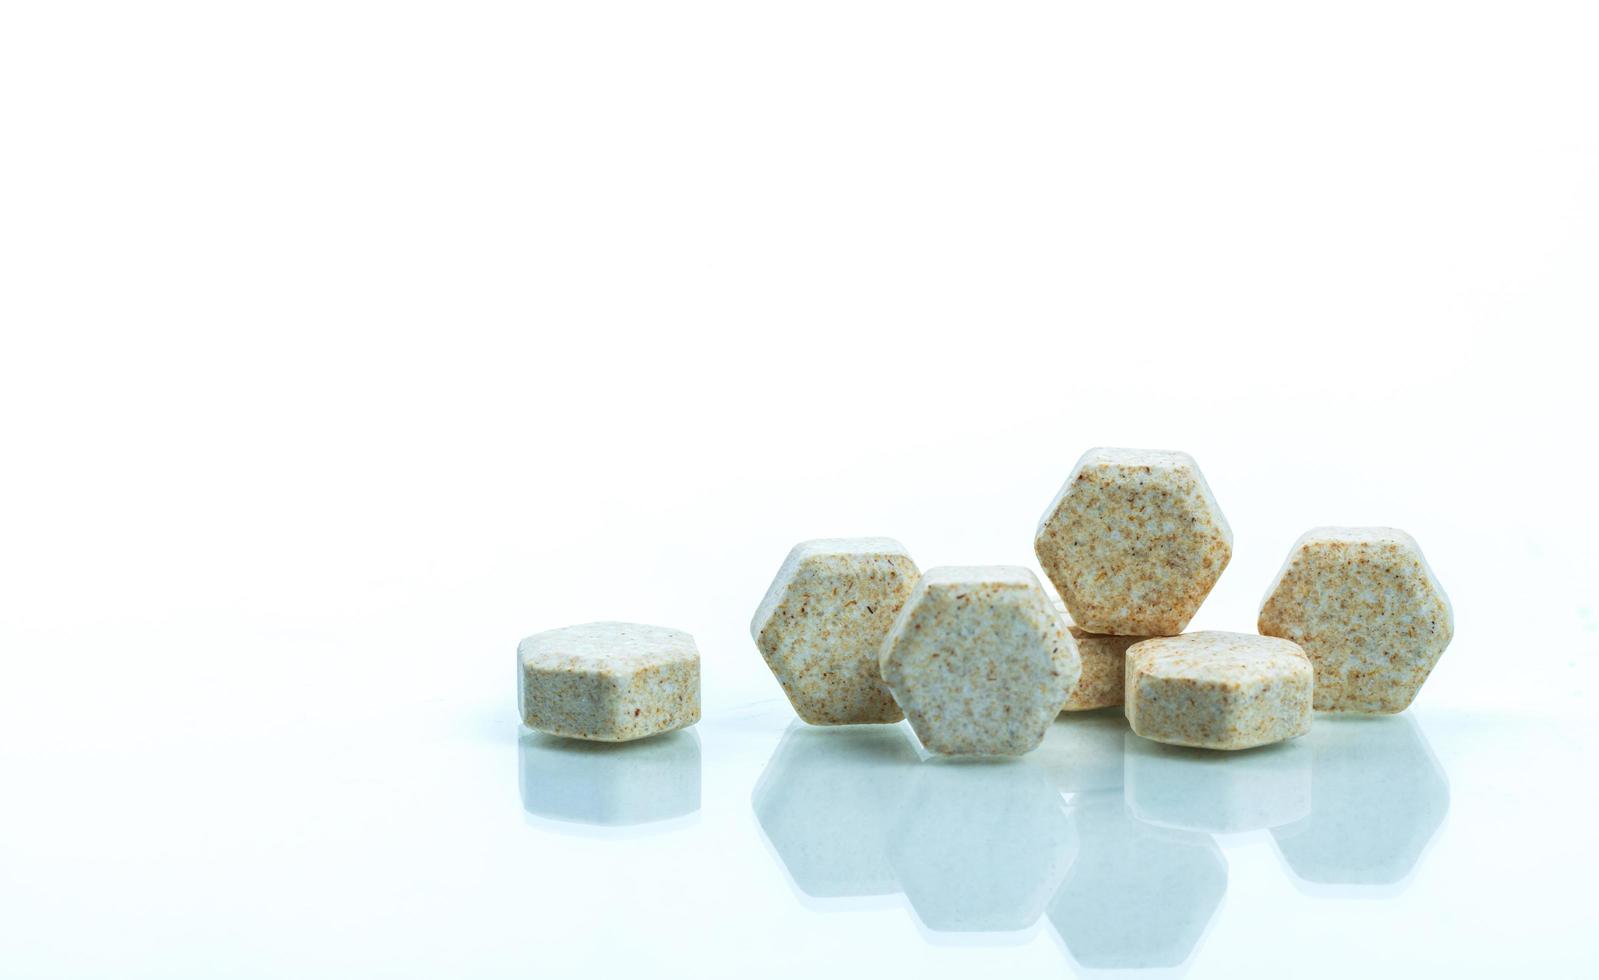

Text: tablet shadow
xmin=1048 ymin=793 xmax=1228 ymax=971
xmin=751 ymin=723 xmax=921 ymax=899
xmin=1270 ymin=714 xmax=1449 ymax=890
xmin=888 ymin=758 xmax=1077 ymax=934
xmin=519 ymin=728 xmax=701 ymax=828
xmin=751 ymin=723 xmax=1077 ymax=935
xmin=1125 ymin=733 xmax=1312 ymax=834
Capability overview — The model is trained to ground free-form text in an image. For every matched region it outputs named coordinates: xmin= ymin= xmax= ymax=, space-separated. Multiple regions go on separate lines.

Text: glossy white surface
xmin=6 ymin=666 xmax=1596 ymax=977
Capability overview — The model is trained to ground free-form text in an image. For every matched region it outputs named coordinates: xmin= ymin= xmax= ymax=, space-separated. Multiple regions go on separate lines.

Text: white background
xmin=2 ymin=1 xmax=1596 ymax=977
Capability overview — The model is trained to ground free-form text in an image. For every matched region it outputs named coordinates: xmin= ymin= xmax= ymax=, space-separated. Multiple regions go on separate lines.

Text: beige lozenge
xmin=1035 ymin=448 xmax=1232 ymax=636
xmin=880 ymin=566 xmax=1080 ymax=756
xmin=517 ymin=622 xmax=701 ymax=741
xmin=1063 ymin=626 xmax=1145 ymax=711
xmin=1126 ymin=631 xmax=1312 ymax=751
xmin=751 ymin=538 xmax=919 ymax=725
xmin=1258 ymin=526 xmax=1453 ymax=713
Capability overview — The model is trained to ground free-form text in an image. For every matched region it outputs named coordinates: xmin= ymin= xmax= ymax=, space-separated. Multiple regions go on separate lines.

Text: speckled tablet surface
xmin=1063 ymin=626 xmax=1143 ymax=711
xmin=1258 ymin=526 xmax=1453 ymax=713
xmin=751 ymin=538 xmax=918 ymax=725
xmin=1126 ymin=631 xmax=1312 ymax=751
xmin=880 ymin=566 xmax=1080 ymax=756
xmin=517 ymin=622 xmax=701 ymax=741
xmin=1035 ymin=447 xmax=1232 ymax=636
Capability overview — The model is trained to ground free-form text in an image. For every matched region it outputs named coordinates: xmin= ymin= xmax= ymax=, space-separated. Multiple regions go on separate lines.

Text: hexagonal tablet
xmin=1258 ymin=527 xmax=1453 ymax=713
xmin=1126 ymin=631 xmax=1312 ymax=751
xmin=1034 ymin=448 xmax=1232 ymax=636
xmin=880 ymin=566 xmax=1080 ymax=756
xmin=1063 ymin=626 xmax=1143 ymax=711
xmin=751 ymin=538 xmax=919 ymax=724
xmin=517 ymin=622 xmax=700 ymax=741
